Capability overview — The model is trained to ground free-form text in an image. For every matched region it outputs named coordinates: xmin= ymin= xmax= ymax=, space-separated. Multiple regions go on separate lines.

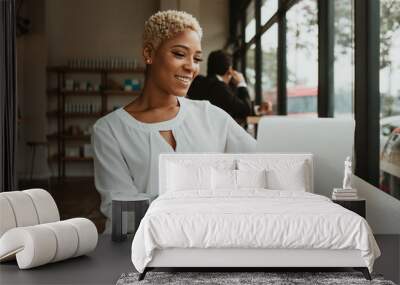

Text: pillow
xmin=266 ymin=162 xmax=307 ymax=191
xmin=236 ymin=169 xmax=267 ymax=188
xmin=211 ymin=168 xmax=236 ymax=190
xmin=211 ymin=169 xmax=268 ymax=190
xmin=167 ymin=162 xmax=212 ymax=191
xmin=166 ymin=158 xmax=235 ymax=171
xmin=237 ymin=159 xmax=309 ymax=191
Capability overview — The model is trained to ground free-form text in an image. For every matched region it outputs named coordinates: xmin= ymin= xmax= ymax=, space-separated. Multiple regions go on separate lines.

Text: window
xmin=261 ymin=23 xmax=278 ymax=114
xmin=233 ymin=14 xmax=243 ymax=71
xmin=261 ymin=0 xmax=278 ymax=25
xmin=379 ymin=0 xmax=400 ymax=199
xmin=245 ymin=19 xmax=256 ymax=43
xmin=245 ymin=44 xmax=256 ymax=101
xmin=334 ymin=0 xmax=354 ymax=117
xmin=245 ymin=1 xmax=256 ymax=42
xmin=286 ymin=0 xmax=318 ymax=116
xmin=234 ymin=52 xmax=242 ymax=71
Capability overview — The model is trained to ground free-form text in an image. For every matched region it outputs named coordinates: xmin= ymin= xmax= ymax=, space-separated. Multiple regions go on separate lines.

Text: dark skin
xmin=124 ymin=29 xmax=203 ymax=150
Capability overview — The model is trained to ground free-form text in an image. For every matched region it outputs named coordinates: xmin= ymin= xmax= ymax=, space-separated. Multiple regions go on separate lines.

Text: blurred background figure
xmin=187 ymin=50 xmax=252 ymax=126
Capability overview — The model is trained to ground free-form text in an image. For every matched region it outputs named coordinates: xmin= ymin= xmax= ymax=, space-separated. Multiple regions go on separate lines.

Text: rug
xmin=116 ymin=271 xmax=396 ymax=285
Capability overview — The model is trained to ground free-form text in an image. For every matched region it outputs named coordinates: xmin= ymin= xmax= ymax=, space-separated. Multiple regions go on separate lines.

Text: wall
xmin=16 ymin=0 xmax=48 ymax=180
xmin=46 ymin=0 xmax=158 ymax=66
xmin=353 ymin=176 xmax=400 ymax=234
xmin=46 ymin=0 xmax=228 ymax=75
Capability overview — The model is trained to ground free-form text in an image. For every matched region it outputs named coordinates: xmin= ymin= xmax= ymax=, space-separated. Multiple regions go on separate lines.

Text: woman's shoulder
xmin=182 ymin=96 xmax=231 ymax=119
xmin=93 ymin=108 xmax=124 ymax=132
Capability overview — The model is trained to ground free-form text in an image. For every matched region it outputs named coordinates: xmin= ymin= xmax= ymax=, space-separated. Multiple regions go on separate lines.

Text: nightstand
xmin=332 ymin=198 xmax=366 ymax=218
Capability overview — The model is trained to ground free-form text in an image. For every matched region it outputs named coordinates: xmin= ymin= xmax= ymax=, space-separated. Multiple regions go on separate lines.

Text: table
xmin=0 ymin=235 xmax=133 ymax=285
xmin=332 ymin=198 xmax=366 ymax=218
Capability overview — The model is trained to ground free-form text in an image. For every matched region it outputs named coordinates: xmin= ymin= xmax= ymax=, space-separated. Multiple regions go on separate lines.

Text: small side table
xmin=112 ymin=196 xmax=153 ymax=242
xmin=332 ymin=198 xmax=366 ymax=218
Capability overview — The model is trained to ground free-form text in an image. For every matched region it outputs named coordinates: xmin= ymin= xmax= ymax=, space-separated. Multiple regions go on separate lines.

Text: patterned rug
xmin=116 ymin=271 xmax=396 ymax=285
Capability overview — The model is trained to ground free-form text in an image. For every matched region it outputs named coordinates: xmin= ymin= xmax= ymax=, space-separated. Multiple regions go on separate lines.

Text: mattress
xmin=131 ymin=189 xmax=380 ymax=273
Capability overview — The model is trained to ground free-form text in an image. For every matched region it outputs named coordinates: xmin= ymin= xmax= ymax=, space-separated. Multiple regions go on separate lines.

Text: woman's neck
xmin=128 ymin=80 xmax=179 ymax=112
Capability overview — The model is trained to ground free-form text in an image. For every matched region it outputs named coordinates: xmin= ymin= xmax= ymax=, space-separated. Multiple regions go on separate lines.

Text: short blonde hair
xmin=143 ymin=10 xmax=203 ymax=50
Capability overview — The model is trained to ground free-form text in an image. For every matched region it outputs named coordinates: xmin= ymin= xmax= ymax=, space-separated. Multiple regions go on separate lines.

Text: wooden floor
xmin=18 ymin=177 xmax=106 ymax=233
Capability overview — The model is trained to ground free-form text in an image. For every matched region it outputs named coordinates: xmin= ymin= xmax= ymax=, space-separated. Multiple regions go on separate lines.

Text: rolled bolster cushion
xmin=23 ymin=189 xmax=60 ymax=224
xmin=42 ymin=221 xmax=79 ymax=263
xmin=0 ymin=189 xmax=60 ymax=239
xmin=0 ymin=218 xmax=98 ymax=269
xmin=1 ymin=191 xmax=39 ymax=228
xmin=64 ymin=218 xmax=98 ymax=257
xmin=0 ymin=226 xmax=57 ymax=269
xmin=0 ymin=196 xmax=17 ymax=237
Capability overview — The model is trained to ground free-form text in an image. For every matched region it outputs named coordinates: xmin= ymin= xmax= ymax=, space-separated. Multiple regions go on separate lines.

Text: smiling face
xmin=144 ymin=29 xmax=202 ymax=97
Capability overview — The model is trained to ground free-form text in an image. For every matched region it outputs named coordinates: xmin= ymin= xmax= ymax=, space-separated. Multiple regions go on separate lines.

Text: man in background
xmin=187 ymin=50 xmax=252 ymax=123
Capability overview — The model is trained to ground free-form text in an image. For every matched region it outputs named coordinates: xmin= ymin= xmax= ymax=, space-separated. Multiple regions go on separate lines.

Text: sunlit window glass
xmin=245 ymin=1 xmax=256 ymax=42
xmin=334 ymin=0 xmax=354 ymax=117
xmin=379 ymin=0 xmax=400 ymax=200
xmin=245 ymin=44 xmax=256 ymax=101
xmin=245 ymin=20 xmax=256 ymax=43
xmin=261 ymin=24 xmax=278 ymax=114
xmin=286 ymin=0 xmax=318 ymax=116
xmin=261 ymin=0 xmax=278 ymax=25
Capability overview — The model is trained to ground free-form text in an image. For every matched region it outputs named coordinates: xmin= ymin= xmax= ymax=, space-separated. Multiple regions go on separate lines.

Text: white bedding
xmin=131 ymin=190 xmax=380 ymax=273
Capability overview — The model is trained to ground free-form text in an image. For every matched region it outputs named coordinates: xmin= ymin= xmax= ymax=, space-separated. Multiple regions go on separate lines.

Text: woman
xmin=92 ymin=10 xmax=256 ymax=231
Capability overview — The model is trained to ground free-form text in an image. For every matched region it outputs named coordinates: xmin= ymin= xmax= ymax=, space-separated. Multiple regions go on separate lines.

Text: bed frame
xmin=139 ymin=249 xmax=371 ymax=280
xmin=137 ymin=154 xmax=372 ymax=281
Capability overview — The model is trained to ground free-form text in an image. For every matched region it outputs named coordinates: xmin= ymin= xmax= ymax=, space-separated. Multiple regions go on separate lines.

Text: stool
xmin=112 ymin=196 xmax=154 ymax=242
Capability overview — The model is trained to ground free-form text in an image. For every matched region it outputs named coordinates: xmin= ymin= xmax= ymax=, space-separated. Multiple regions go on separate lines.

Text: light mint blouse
xmin=92 ymin=96 xmax=256 ymax=221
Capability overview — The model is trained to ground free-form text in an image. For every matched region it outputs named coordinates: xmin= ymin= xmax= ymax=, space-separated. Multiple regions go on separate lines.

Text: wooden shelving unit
xmin=47 ymin=90 xmax=141 ymax=97
xmin=59 ymin=91 xmax=102 ymax=96
xmin=46 ymin=66 xmax=146 ymax=74
xmin=47 ymin=111 xmax=103 ymax=118
xmin=47 ymin=133 xmax=91 ymax=141
xmin=104 ymin=90 xmax=142 ymax=96
xmin=48 ymin=155 xmax=94 ymax=162
xmin=47 ymin=65 xmax=144 ymax=178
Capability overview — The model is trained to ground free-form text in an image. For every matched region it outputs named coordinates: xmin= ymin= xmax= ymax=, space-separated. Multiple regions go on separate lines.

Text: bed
xmin=131 ymin=153 xmax=380 ymax=280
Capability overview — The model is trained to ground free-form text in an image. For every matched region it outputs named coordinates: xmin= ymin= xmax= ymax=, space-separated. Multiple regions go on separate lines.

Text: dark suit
xmin=187 ymin=75 xmax=252 ymax=121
